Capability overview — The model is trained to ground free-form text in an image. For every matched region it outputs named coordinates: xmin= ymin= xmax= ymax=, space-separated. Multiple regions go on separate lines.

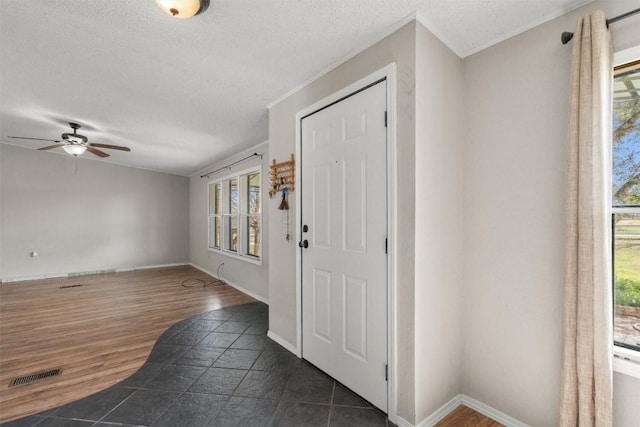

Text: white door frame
xmin=294 ymin=62 xmax=398 ymax=421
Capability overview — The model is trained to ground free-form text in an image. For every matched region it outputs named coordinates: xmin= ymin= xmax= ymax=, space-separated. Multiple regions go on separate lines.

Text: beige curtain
xmin=560 ymin=10 xmax=613 ymax=427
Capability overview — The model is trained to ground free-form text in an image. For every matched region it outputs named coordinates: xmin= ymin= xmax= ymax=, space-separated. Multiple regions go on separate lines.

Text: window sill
xmin=613 ymin=347 xmax=640 ymax=379
xmin=208 ymin=247 xmax=262 ymax=266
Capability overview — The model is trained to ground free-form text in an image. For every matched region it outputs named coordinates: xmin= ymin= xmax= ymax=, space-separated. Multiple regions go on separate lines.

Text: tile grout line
xmin=146 ymin=390 xmax=185 ymax=427
xmin=206 ymin=313 xmax=265 ymax=426
xmin=327 ymin=381 xmax=336 ymax=427
xmin=95 ymin=312 xmax=206 ymax=426
xmin=141 ymin=339 xmax=219 ymax=426
xmin=106 ymin=309 xmax=249 ymax=425
xmin=92 ymin=388 xmax=139 ymax=425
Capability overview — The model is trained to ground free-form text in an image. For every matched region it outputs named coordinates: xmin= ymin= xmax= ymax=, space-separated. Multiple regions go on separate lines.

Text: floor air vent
xmin=60 ymin=284 xmax=83 ymax=289
xmin=9 ymin=368 xmax=62 ymax=387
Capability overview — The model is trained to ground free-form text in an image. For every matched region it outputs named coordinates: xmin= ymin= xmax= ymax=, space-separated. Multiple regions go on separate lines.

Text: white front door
xmin=300 ymin=80 xmax=388 ymax=411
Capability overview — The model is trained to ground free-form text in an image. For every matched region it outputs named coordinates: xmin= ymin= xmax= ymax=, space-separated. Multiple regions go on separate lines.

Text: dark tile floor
xmin=2 ymin=302 xmax=393 ymax=427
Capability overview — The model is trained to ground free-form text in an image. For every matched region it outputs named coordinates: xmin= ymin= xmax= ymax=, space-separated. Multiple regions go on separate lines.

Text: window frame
xmin=208 ymin=166 xmax=262 ymax=265
xmin=611 ymin=47 xmax=640 ymax=376
xmin=612 ymin=207 xmax=640 ymax=350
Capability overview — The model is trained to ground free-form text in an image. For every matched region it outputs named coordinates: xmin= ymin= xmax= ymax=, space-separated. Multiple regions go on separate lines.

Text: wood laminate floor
xmin=435 ymin=405 xmax=504 ymax=427
xmin=0 ymin=265 xmax=255 ymax=423
xmin=3 ymin=299 xmax=497 ymax=427
xmin=1 ymin=265 xmax=500 ymax=426
xmin=4 ymin=302 xmax=399 ymax=427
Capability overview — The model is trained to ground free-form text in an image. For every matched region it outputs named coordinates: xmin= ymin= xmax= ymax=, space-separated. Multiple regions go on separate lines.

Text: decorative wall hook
xmin=269 ymin=153 xmax=295 ymax=198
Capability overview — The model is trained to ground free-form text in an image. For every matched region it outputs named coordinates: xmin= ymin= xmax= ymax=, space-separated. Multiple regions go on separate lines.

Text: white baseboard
xmin=410 ymin=393 xmax=527 ymax=427
xmin=266 ymin=330 xmax=300 ymax=356
xmin=1 ymin=262 xmax=189 ymax=283
xmin=416 ymin=395 xmax=462 ymax=426
xmin=1 ymin=272 xmax=68 ymax=283
xmin=131 ymin=262 xmax=188 ymax=271
xmin=188 ymin=263 xmax=268 ymax=304
xmin=460 ymin=395 xmax=529 ymax=427
xmin=394 ymin=415 xmax=416 ymax=427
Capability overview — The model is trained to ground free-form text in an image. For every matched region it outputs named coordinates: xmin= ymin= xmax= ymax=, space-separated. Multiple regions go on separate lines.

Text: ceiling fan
xmin=8 ymin=122 xmax=131 ymax=157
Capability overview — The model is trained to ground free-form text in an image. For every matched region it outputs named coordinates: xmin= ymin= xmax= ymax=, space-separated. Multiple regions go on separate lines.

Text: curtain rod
xmin=561 ymin=7 xmax=640 ymax=44
xmin=200 ymin=153 xmax=263 ymax=178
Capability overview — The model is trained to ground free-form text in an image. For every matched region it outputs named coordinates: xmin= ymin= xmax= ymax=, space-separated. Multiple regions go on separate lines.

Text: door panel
xmin=312 ymin=165 xmax=331 ymax=248
xmin=343 ymin=158 xmax=367 ymax=252
xmin=343 ymin=274 xmax=367 ymax=360
xmin=301 ymin=80 xmax=387 ymax=412
xmin=312 ymin=268 xmax=332 ymax=343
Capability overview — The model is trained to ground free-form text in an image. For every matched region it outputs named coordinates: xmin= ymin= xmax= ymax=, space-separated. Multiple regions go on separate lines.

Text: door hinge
xmin=384 ymin=111 xmax=388 ymax=127
xmin=385 ymin=238 xmax=388 ymax=254
xmin=385 ymin=364 xmax=388 ymax=381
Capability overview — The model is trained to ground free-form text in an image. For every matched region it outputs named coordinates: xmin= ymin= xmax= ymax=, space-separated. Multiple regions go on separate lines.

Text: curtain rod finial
xmin=561 ymin=31 xmax=574 ymax=45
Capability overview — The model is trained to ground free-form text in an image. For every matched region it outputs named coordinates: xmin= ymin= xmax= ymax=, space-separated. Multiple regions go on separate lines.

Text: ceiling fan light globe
xmin=154 ymin=0 xmax=205 ymax=18
xmin=63 ymin=145 xmax=87 ymax=156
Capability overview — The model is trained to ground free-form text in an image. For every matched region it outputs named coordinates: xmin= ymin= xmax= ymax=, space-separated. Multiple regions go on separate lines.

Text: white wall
xmin=462 ymin=1 xmax=640 ymax=425
xmin=0 ymin=143 xmax=189 ymax=280
xmin=414 ymin=22 xmax=465 ymax=422
xmin=188 ymin=141 xmax=269 ymax=302
xmin=614 ymin=370 xmax=640 ymax=426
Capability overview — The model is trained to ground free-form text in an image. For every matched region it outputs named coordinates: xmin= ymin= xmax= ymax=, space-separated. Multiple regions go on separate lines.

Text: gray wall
xmin=268 ymin=20 xmax=469 ymax=424
xmin=0 ymin=143 xmax=189 ymax=280
xmin=462 ymin=1 xmax=640 ymax=425
xmin=189 ymin=141 xmax=269 ymax=302
xmin=414 ymin=22 xmax=465 ymax=422
xmin=3 ymin=1 xmax=637 ymax=422
xmin=268 ymin=3 xmax=639 ymax=424
xmin=268 ymin=21 xmax=419 ymax=421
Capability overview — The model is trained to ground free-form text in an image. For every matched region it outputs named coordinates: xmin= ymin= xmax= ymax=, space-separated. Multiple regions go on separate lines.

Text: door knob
xmin=299 ymin=239 xmax=309 ymax=248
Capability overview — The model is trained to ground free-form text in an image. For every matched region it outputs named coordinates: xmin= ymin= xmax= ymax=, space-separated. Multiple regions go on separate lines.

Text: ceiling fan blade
xmin=37 ymin=144 xmax=66 ymax=151
xmin=89 ymin=142 xmax=131 ymax=152
xmin=9 ymin=136 xmax=61 ymax=142
xmin=85 ymin=146 xmax=110 ymax=158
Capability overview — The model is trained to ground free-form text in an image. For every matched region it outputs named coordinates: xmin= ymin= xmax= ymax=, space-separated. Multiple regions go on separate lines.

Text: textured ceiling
xmin=0 ymin=0 xmax=593 ymax=176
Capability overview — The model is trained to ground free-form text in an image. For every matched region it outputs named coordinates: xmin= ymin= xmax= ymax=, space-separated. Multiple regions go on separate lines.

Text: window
xmin=247 ymin=172 xmax=261 ymax=257
xmin=209 ymin=169 xmax=261 ymax=262
xmin=209 ymin=182 xmax=222 ymax=249
xmin=612 ymin=59 xmax=640 ymax=353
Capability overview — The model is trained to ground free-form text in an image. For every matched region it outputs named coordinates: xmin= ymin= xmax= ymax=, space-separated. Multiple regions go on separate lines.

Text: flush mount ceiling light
xmin=155 ymin=0 xmax=209 ymax=18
